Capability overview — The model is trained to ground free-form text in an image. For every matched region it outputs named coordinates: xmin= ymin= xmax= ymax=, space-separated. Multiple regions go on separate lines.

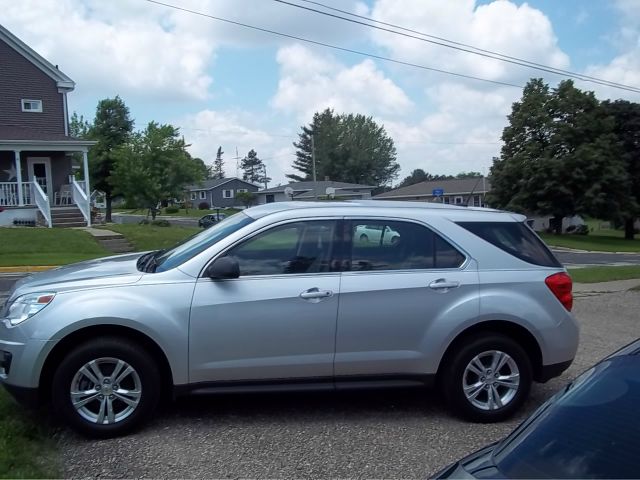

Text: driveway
xmin=1 ymin=275 xmax=638 ymax=477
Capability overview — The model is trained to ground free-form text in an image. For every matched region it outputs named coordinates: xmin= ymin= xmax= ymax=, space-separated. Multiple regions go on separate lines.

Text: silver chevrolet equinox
xmin=0 ymin=201 xmax=579 ymax=437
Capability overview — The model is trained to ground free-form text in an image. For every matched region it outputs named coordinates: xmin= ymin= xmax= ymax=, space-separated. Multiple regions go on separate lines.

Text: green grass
xmin=113 ymin=208 xmax=240 ymax=219
xmin=0 ymin=228 xmax=109 ymax=266
xmin=103 ymin=224 xmax=200 ymax=251
xmin=540 ymin=232 xmax=640 ymax=252
xmin=0 ymin=390 xmax=58 ymax=478
xmin=568 ymin=265 xmax=640 ymax=283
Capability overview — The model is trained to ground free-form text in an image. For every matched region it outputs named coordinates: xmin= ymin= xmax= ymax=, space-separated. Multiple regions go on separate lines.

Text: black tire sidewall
xmin=442 ymin=333 xmax=532 ymax=423
xmin=52 ymin=337 xmax=160 ymax=438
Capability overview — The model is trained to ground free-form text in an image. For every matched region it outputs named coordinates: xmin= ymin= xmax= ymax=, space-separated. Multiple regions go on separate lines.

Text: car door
xmin=335 ymin=218 xmax=479 ymax=379
xmin=189 ymin=219 xmax=341 ymax=383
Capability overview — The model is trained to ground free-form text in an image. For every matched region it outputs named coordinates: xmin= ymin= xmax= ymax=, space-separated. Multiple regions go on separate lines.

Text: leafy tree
xmin=290 ymin=109 xmax=399 ymax=186
xmin=212 ymin=146 xmax=225 ymax=180
xmin=69 ymin=112 xmax=91 ymax=138
xmin=112 ymin=122 xmax=205 ymax=220
xmin=601 ymin=100 xmax=640 ymax=239
xmin=397 ymin=169 xmax=432 ymax=188
xmin=236 ymin=191 xmax=257 ymax=208
xmin=241 ymin=149 xmax=270 ymax=185
xmin=455 ymin=171 xmax=482 ymax=179
xmin=488 ymin=79 xmax=626 ymax=234
xmin=89 ymin=96 xmax=134 ymax=222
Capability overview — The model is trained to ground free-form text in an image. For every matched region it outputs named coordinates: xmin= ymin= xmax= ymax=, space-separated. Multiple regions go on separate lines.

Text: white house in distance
xmin=375 ymin=177 xmax=491 ymax=207
xmin=256 ymin=181 xmax=375 ymax=204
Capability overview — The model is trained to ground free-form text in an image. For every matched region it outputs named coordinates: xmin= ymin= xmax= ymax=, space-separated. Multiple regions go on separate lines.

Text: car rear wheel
xmin=52 ymin=337 xmax=160 ymax=438
xmin=441 ymin=333 xmax=532 ymax=422
xmin=360 ymin=233 xmax=369 ymax=242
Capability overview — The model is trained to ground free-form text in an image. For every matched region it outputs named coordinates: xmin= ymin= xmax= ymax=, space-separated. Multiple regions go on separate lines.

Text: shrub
xmin=198 ymin=201 xmax=210 ymax=210
xmin=165 ymin=206 xmax=179 ymax=214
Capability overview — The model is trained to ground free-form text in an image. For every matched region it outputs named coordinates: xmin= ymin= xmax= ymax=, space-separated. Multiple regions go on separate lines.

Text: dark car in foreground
xmin=433 ymin=339 xmax=640 ymax=479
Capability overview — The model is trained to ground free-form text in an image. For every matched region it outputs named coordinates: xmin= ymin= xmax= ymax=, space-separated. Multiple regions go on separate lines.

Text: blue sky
xmin=4 ymin=0 xmax=639 ymax=184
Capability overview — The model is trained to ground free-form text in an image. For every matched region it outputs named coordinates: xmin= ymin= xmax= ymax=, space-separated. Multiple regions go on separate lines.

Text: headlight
xmin=4 ymin=292 xmax=56 ymax=326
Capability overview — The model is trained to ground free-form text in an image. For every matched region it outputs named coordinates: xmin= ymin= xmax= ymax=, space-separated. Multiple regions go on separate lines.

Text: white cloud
xmin=271 ymin=44 xmax=413 ymax=121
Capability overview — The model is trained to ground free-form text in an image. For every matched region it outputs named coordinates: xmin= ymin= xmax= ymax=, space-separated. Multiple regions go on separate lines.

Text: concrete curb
xmin=0 ymin=265 xmax=58 ymax=273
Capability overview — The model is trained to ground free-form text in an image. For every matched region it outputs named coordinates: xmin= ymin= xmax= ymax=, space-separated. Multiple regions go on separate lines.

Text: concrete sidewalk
xmin=573 ymin=278 xmax=640 ymax=293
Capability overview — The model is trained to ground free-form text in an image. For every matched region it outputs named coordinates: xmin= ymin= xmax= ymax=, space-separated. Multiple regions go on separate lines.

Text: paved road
xmin=0 ymin=273 xmax=635 ymax=478
xmin=553 ymin=249 xmax=640 ymax=267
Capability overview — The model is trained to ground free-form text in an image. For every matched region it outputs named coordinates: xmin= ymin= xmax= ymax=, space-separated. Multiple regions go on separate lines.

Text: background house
xmin=375 ymin=177 xmax=491 ymax=207
xmin=0 ymin=24 xmax=94 ymax=227
xmin=186 ymin=177 xmax=259 ymax=208
xmin=257 ymin=181 xmax=375 ymax=204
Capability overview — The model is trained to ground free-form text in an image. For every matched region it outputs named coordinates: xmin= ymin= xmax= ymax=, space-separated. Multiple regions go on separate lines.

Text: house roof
xmin=187 ymin=177 xmax=259 ymax=191
xmin=0 ymin=24 xmax=75 ymax=91
xmin=0 ymin=125 xmax=96 ymax=149
xmin=258 ymin=181 xmax=375 ymax=195
xmin=375 ymin=177 xmax=491 ymax=199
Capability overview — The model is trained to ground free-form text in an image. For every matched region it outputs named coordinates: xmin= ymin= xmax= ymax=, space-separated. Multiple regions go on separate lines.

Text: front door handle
xmin=299 ymin=288 xmax=333 ymax=300
xmin=428 ymin=279 xmax=460 ymax=291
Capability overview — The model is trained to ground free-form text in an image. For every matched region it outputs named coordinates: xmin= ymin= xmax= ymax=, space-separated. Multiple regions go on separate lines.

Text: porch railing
xmin=0 ymin=182 xmax=34 ymax=206
xmin=71 ymin=178 xmax=91 ymax=227
xmin=32 ymin=181 xmax=51 ymax=228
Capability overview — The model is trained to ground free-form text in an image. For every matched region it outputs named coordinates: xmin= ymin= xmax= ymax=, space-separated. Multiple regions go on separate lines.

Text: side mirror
xmin=205 ymin=256 xmax=240 ymax=280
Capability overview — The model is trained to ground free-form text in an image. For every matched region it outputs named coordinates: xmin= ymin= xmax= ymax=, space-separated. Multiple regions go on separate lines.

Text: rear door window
xmin=457 ymin=221 xmax=561 ymax=267
xmin=348 ymin=220 xmax=465 ymax=271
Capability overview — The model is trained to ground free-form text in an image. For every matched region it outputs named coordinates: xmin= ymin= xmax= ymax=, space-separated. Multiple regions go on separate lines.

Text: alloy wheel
xmin=462 ymin=350 xmax=520 ymax=411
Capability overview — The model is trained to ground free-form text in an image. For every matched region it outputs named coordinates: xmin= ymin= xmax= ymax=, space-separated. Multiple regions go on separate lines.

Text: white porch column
xmin=82 ymin=149 xmax=91 ymax=199
xmin=14 ymin=150 xmax=24 ymax=206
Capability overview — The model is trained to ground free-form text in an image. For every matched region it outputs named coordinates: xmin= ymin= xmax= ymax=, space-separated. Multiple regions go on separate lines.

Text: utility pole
xmin=234 ymin=147 xmax=240 ymax=178
xmin=311 ymin=134 xmax=317 ymax=183
xmin=262 ymin=164 xmax=269 ymax=189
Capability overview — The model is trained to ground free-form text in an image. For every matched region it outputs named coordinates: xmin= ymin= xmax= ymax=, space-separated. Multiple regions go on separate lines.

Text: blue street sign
xmin=432 ymin=188 xmax=444 ymax=197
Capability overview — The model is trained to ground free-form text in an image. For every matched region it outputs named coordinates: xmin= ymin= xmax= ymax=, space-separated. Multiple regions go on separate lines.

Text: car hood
xmin=9 ymin=252 xmax=145 ymax=299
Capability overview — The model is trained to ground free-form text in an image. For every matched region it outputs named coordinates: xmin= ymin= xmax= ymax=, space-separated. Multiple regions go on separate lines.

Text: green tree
xmin=212 ymin=146 xmax=225 ymax=180
xmin=69 ymin=111 xmax=91 ymax=138
xmin=601 ymin=100 xmax=640 ymax=239
xmin=488 ymin=79 xmax=626 ymax=234
xmin=290 ymin=109 xmax=399 ymax=186
xmin=455 ymin=171 xmax=482 ymax=179
xmin=397 ymin=169 xmax=432 ymax=188
xmin=241 ymin=149 xmax=269 ymax=185
xmin=112 ymin=122 xmax=205 ymax=219
xmin=89 ymin=96 xmax=134 ymax=222
xmin=236 ymin=191 xmax=257 ymax=208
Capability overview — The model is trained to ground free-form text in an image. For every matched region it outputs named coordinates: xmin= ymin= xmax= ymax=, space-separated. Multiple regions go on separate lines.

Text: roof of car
xmin=244 ymin=200 xmax=525 ymax=222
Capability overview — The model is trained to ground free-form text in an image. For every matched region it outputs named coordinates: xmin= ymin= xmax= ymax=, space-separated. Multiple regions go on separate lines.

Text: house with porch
xmin=0 ymin=24 xmax=94 ymax=227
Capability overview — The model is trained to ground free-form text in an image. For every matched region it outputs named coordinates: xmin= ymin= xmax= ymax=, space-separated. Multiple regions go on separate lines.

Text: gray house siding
xmin=0 ymin=40 xmax=66 ymax=134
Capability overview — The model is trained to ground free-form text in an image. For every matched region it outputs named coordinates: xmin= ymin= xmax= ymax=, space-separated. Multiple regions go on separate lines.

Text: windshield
xmin=152 ymin=212 xmax=254 ymax=272
xmin=494 ymin=356 xmax=640 ymax=479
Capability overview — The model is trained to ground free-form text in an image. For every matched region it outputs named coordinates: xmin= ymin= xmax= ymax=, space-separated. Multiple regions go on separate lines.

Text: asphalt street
xmin=553 ymin=249 xmax=640 ymax=267
xmin=1 ymin=274 xmax=638 ymax=478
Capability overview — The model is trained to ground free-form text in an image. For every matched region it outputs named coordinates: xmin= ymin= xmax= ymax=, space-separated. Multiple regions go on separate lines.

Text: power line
xmin=143 ymin=0 xmax=523 ymax=89
xmin=274 ymin=0 xmax=640 ymax=94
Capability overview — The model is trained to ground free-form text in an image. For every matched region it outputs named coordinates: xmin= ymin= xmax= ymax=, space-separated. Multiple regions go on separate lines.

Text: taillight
xmin=545 ymin=272 xmax=573 ymax=311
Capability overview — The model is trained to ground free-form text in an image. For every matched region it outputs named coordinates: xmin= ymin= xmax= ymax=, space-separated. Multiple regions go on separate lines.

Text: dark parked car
xmin=198 ymin=213 xmax=226 ymax=228
xmin=434 ymin=339 xmax=640 ymax=479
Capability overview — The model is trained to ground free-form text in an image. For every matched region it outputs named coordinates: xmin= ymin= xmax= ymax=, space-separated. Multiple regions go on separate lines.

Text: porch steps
xmin=51 ymin=207 xmax=87 ymax=228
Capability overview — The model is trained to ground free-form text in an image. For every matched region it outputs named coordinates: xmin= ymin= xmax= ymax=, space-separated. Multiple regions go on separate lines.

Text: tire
xmin=52 ymin=337 xmax=161 ymax=438
xmin=440 ymin=333 xmax=532 ymax=423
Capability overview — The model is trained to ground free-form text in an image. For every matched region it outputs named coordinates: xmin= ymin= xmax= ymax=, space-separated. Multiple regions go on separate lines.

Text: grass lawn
xmin=540 ymin=232 xmax=640 ymax=252
xmin=0 ymin=228 xmax=109 ymax=266
xmin=0 ymin=390 xmax=58 ymax=478
xmin=568 ymin=265 xmax=640 ymax=283
xmin=113 ymin=208 xmax=240 ymax=219
xmin=103 ymin=224 xmax=200 ymax=251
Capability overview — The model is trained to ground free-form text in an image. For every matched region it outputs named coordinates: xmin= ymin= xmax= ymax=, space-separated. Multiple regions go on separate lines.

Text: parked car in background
xmin=433 ymin=339 xmax=640 ymax=479
xmin=355 ymin=224 xmax=400 ymax=244
xmin=0 ymin=201 xmax=577 ymax=437
xmin=198 ymin=212 xmax=226 ymax=228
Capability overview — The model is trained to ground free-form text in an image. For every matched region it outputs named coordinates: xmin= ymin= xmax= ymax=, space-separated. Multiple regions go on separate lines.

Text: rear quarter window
xmin=457 ymin=221 xmax=561 ymax=268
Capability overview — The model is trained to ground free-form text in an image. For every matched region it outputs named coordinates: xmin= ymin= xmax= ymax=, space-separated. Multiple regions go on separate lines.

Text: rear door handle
xmin=299 ymin=288 xmax=333 ymax=300
xmin=428 ymin=279 xmax=460 ymax=291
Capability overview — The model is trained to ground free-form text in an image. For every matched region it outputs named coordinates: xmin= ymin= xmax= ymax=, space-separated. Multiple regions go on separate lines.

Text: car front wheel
xmin=441 ymin=333 xmax=532 ymax=422
xmin=52 ymin=337 xmax=161 ymax=438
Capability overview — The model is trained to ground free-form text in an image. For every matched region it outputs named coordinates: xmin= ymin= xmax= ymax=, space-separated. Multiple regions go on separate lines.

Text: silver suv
xmin=1 ymin=201 xmax=578 ymax=437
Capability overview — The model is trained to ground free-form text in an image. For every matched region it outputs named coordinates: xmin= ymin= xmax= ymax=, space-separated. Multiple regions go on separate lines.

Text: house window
xmin=444 ymin=197 xmax=450 ymax=204
xmin=473 ymin=195 xmax=481 ymax=207
xmin=455 ymin=196 xmax=464 ymax=205
xmin=199 ymin=191 xmax=206 ymax=200
xmin=21 ymin=99 xmax=43 ymax=112
xmin=223 ymin=189 xmax=234 ymax=199
xmin=237 ymin=188 xmax=248 ymax=193
xmin=190 ymin=192 xmax=197 ymax=201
